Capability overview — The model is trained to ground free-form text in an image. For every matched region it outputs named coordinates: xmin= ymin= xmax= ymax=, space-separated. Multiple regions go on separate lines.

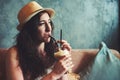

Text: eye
xmin=48 ymin=20 xmax=51 ymax=23
xmin=48 ymin=20 xmax=52 ymax=25
xmin=39 ymin=21 xmax=45 ymax=26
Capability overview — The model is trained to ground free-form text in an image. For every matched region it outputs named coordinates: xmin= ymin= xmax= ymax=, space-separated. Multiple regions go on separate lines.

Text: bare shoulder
xmin=7 ymin=46 xmax=18 ymax=59
xmin=6 ymin=47 xmax=24 ymax=80
xmin=6 ymin=46 xmax=19 ymax=66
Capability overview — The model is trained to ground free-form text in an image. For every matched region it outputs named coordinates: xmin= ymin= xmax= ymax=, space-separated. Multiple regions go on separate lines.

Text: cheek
xmin=38 ymin=28 xmax=45 ymax=36
xmin=38 ymin=30 xmax=43 ymax=37
xmin=38 ymin=26 xmax=45 ymax=32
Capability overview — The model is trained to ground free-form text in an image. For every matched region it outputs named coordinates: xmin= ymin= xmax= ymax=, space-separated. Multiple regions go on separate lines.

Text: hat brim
xmin=17 ymin=8 xmax=55 ymax=31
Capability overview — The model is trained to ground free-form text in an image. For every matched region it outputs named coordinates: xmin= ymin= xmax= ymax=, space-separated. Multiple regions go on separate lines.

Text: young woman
xmin=6 ymin=1 xmax=73 ymax=80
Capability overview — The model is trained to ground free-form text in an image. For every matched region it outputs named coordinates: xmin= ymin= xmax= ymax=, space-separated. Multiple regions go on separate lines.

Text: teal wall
xmin=0 ymin=0 xmax=119 ymax=51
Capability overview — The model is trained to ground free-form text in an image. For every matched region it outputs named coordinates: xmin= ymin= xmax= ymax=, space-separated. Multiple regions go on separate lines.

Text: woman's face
xmin=37 ymin=12 xmax=52 ymax=43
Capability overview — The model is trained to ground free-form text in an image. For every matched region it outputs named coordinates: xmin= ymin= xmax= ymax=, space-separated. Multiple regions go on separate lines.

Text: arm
xmin=41 ymin=56 xmax=71 ymax=80
xmin=6 ymin=47 xmax=24 ymax=80
xmin=40 ymin=50 xmax=71 ymax=80
xmin=42 ymin=40 xmax=72 ymax=80
xmin=41 ymin=72 xmax=68 ymax=80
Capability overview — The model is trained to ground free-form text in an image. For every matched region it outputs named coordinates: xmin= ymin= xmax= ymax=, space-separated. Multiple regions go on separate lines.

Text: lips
xmin=43 ymin=33 xmax=51 ymax=41
xmin=44 ymin=34 xmax=51 ymax=39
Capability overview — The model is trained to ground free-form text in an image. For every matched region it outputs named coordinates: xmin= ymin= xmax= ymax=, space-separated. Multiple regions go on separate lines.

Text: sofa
xmin=0 ymin=48 xmax=120 ymax=80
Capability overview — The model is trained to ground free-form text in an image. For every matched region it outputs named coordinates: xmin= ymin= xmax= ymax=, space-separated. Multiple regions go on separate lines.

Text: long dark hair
xmin=16 ymin=11 xmax=56 ymax=80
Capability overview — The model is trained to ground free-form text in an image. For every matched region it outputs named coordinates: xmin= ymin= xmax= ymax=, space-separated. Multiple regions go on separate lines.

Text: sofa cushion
xmin=79 ymin=42 xmax=120 ymax=80
xmin=0 ymin=44 xmax=119 ymax=80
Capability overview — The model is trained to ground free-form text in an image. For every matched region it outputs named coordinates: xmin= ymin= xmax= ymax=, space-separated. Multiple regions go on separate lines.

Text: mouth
xmin=49 ymin=35 xmax=55 ymax=41
xmin=44 ymin=34 xmax=51 ymax=38
xmin=49 ymin=35 xmax=59 ymax=47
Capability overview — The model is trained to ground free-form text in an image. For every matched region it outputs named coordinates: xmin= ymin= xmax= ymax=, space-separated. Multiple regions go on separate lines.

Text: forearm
xmin=57 ymin=74 xmax=68 ymax=80
xmin=41 ymin=72 xmax=69 ymax=80
xmin=41 ymin=72 xmax=57 ymax=80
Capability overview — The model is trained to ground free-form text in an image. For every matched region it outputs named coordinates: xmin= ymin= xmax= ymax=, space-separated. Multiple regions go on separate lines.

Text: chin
xmin=44 ymin=38 xmax=51 ymax=43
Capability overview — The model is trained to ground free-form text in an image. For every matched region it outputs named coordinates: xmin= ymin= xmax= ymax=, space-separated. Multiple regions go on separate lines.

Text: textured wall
xmin=0 ymin=0 xmax=119 ymax=51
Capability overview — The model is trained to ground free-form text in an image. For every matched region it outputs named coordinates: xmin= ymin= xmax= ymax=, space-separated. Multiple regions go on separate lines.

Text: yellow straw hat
xmin=17 ymin=1 xmax=55 ymax=31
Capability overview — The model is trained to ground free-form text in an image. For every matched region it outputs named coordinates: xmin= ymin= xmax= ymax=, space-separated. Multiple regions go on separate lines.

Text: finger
xmin=61 ymin=44 xmax=71 ymax=51
xmin=67 ymin=64 xmax=74 ymax=71
xmin=59 ymin=42 xmax=71 ymax=51
xmin=58 ymin=57 xmax=74 ymax=72
xmin=57 ymin=40 xmax=71 ymax=50
xmin=64 ymin=61 xmax=74 ymax=71
xmin=65 ymin=58 xmax=72 ymax=64
xmin=57 ymin=40 xmax=67 ymax=44
xmin=61 ymin=55 xmax=71 ymax=61
xmin=66 ymin=61 xmax=74 ymax=68
xmin=62 ymin=57 xmax=73 ymax=65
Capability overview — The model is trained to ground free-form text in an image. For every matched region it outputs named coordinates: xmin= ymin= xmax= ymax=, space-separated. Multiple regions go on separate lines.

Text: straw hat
xmin=17 ymin=1 xmax=55 ymax=31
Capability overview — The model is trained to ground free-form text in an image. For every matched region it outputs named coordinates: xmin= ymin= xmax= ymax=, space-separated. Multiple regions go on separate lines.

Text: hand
xmin=51 ymin=52 xmax=73 ymax=79
xmin=57 ymin=40 xmax=71 ymax=52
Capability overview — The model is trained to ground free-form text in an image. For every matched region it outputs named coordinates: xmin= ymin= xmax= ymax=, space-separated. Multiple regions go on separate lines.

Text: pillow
xmin=80 ymin=42 xmax=120 ymax=80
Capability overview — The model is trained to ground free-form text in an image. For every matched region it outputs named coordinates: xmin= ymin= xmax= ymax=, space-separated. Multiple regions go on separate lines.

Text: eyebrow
xmin=40 ymin=19 xmax=51 ymax=22
xmin=39 ymin=20 xmax=45 ymax=23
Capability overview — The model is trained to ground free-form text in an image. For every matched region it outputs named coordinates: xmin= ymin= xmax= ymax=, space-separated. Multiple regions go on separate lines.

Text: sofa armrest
xmin=0 ymin=48 xmax=8 ymax=80
xmin=71 ymin=49 xmax=120 ymax=73
xmin=0 ymin=48 xmax=119 ymax=79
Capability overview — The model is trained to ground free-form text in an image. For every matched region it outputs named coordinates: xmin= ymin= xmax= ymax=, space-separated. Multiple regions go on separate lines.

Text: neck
xmin=37 ymin=42 xmax=46 ymax=56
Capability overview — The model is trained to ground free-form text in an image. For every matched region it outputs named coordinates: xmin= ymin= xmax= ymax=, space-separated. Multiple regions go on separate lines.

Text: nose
xmin=45 ymin=22 xmax=51 ymax=32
